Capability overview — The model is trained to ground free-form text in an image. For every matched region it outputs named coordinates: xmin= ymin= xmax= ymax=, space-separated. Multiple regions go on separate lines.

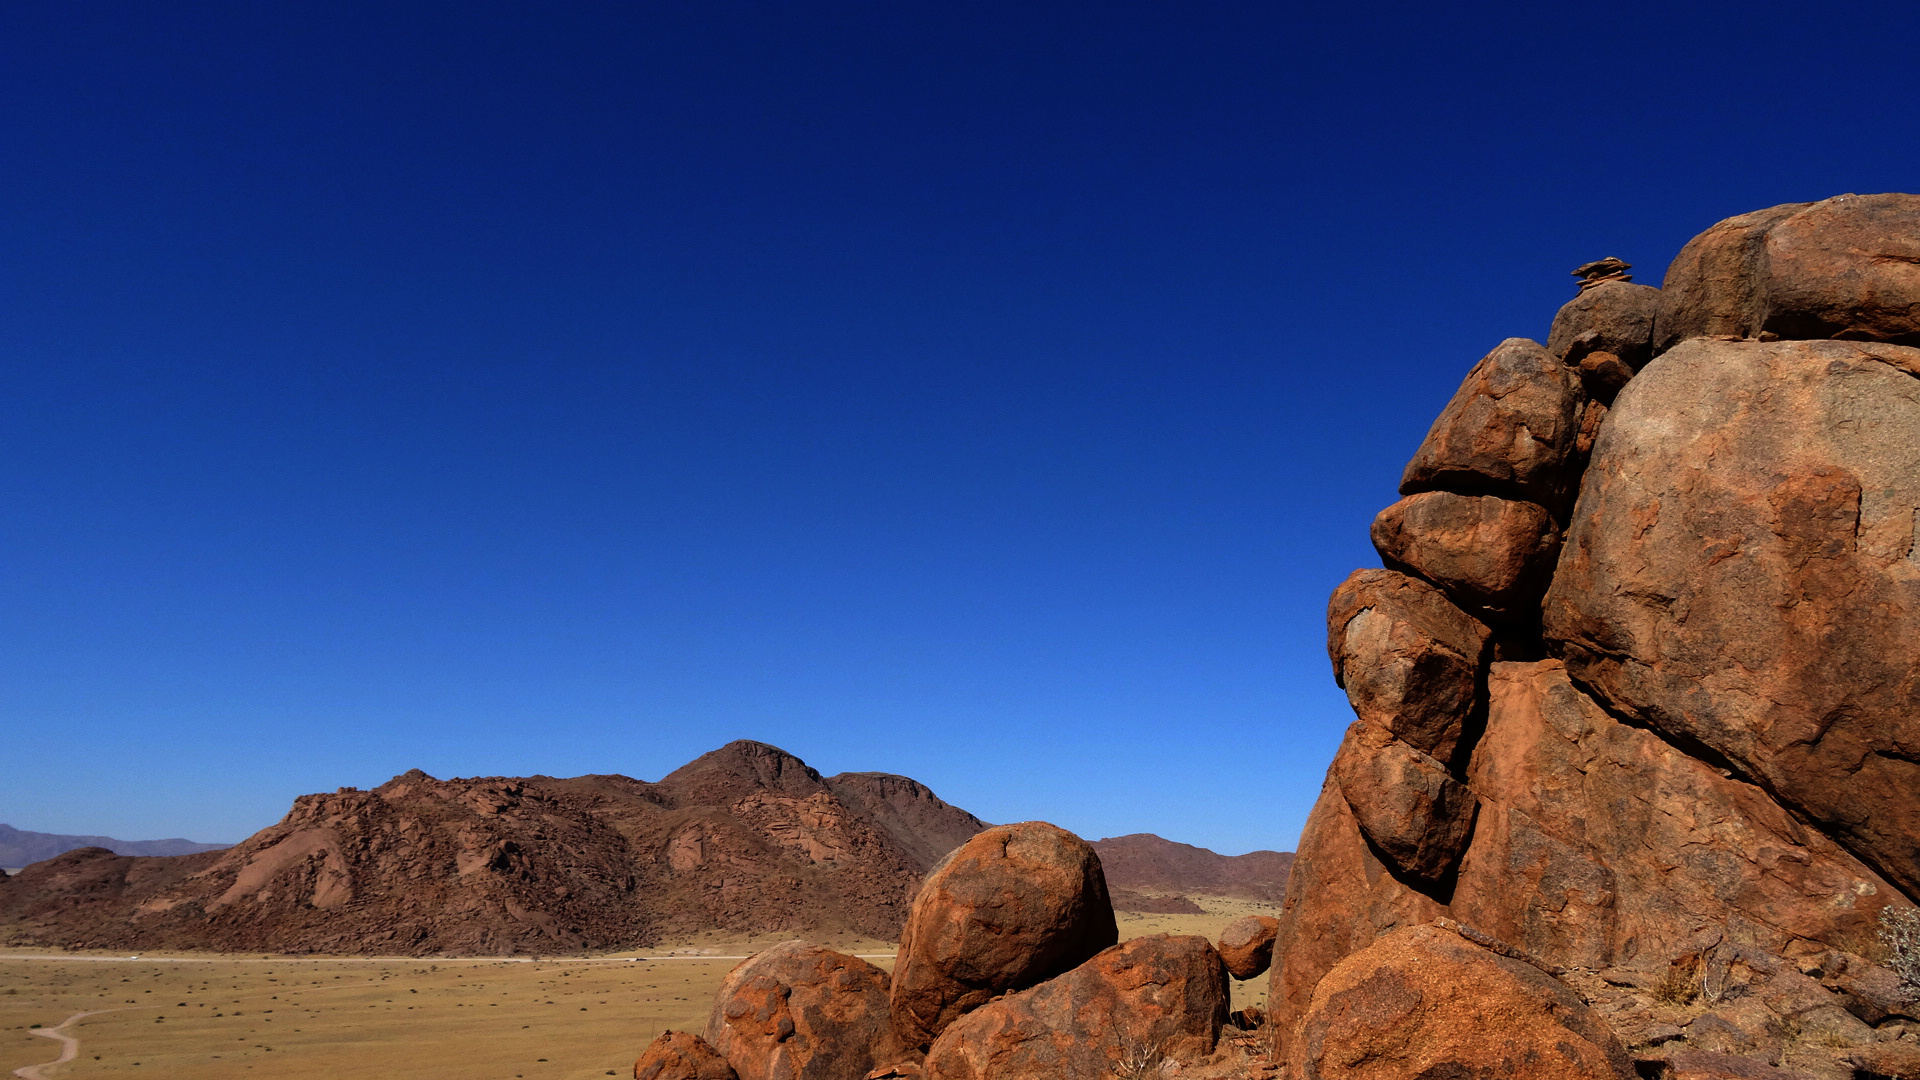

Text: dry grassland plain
xmin=3 ymin=896 xmax=1275 ymax=1080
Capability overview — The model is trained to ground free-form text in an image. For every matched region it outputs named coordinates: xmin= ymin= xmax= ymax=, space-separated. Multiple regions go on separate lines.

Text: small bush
xmin=1112 ymin=1038 xmax=1166 ymax=1079
xmin=1652 ymin=954 xmax=1701 ymax=1006
xmin=1880 ymin=906 xmax=1920 ymax=999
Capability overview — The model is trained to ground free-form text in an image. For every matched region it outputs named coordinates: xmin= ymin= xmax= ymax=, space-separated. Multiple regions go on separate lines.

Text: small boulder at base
xmin=923 ymin=933 xmax=1228 ymax=1080
xmin=1400 ymin=337 xmax=1585 ymax=508
xmin=1292 ymin=923 xmax=1633 ymax=1080
xmin=706 ymin=941 xmax=901 ymax=1080
xmin=635 ymin=1030 xmax=737 ymax=1080
xmin=890 ymin=821 xmax=1118 ymax=1051
xmin=1326 ymin=569 xmax=1490 ymax=764
xmin=1369 ymin=490 xmax=1560 ymax=623
xmin=1216 ymin=915 xmax=1281 ymax=980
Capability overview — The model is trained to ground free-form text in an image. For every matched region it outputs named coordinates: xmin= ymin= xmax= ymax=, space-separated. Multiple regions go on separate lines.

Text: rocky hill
xmin=0 ymin=823 xmax=230 ymax=866
xmin=1090 ymin=833 xmax=1293 ymax=901
xmin=0 ymin=740 xmax=988 ymax=956
xmin=1271 ymin=194 xmax=1920 ymax=1080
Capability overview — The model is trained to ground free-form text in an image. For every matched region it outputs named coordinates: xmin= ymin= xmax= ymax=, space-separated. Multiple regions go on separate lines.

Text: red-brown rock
xmin=922 ymin=933 xmax=1227 ymax=1080
xmin=1330 ymin=722 xmax=1478 ymax=887
xmin=1400 ymin=337 xmax=1586 ymax=507
xmin=635 ymin=1030 xmax=737 ymax=1080
xmin=1370 ymin=491 xmax=1560 ymax=622
xmin=1542 ymin=337 xmax=1920 ymax=900
xmin=1326 ymin=569 xmax=1490 ymax=763
xmin=1646 ymin=1050 xmax=1822 ymax=1080
xmin=1548 ymin=279 xmax=1662 ymax=370
xmin=1266 ymin=780 xmax=1447 ymax=1069
xmin=1657 ymin=194 xmax=1920 ymax=352
xmin=1217 ymin=915 xmax=1281 ymax=980
xmin=706 ymin=940 xmax=903 ymax=1080
xmin=889 ymin=822 xmax=1118 ymax=1051
xmin=1289 ymin=923 xmax=1634 ymax=1080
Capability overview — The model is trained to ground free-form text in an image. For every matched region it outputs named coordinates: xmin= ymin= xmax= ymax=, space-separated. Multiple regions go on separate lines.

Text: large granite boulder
xmin=1400 ymin=337 xmax=1586 ymax=508
xmin=1370 ymin=490 xmax=1560 ymax=623
xmin=922 ymin=934 xmax=1227 ymax=1080
xmin=1543 ymin=337 xmax=1920 ymax=900
xmin=1289 ymin=923 xmax=1634 ymax=1080
xmin=1657 ymin=194 xmax=1920 ymax=352
xmin=1326 ymin=569 xmax=1490 ymax=764
xmin=706 ymin=941 xmax=902 ymax=1080
xmin=889 ymin=822 xmax=1117 ymax=1051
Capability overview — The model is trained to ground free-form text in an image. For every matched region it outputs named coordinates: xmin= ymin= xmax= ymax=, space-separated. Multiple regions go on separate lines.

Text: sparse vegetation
xmin=1652 ymin=954 xmax=1700 ymax=1006
xmin=1111 ymin=1037 xmax=1165 ymax=1079
xmin=1880 ymin=906 xmax=1920 ymax=1000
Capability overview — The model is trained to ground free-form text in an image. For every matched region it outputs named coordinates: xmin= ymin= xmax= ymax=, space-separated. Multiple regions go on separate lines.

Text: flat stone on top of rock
xmin=889 ymin=821 xmax=1118 ymax=1052
xmin=706 ymin=940 xmax=900 ymax=1080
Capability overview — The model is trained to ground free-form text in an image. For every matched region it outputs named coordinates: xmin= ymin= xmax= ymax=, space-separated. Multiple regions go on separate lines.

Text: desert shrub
xmin=1111 ymin=1038 xmax=1166 ymax=1079
xmin=1652 ymin=953 xmax=1701 ymax=1006
xmin=1880 ymin=906 xmax=1920 ymax=999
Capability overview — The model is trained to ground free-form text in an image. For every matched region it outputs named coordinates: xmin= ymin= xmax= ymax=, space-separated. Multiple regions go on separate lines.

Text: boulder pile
xmin=635 ymin=820 xmax=1268 ymax=1080
xmin=1276 ymin=193 xmax=1920 ymax=1080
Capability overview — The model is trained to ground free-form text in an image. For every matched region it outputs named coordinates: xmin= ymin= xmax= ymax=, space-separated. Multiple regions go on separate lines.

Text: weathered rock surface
xmin=1326 ymin=569 xmax=1489 ymax=763
xmin=1216 ymin=915 xmax=1280 ymax=980
xmin=1400 ymin=337 xmax=1586 ymax=507
xmin=1549 ymin=279 xmax=1662 ymax=370
xmin=635 ymin=1029 xmax=737 ymax=1080
xmin=1657 ymin=194 xmax=1920 ymax=352
xmin=1330 ymin=722 xmax=1477 ymax=887
xmin=922 ymin=933 xmax=1227 ymax=1080
xmin=706 ymin=940 xmax=902 ymax=1080
xmin=1542 ymin=337 xmax=1920 ymax=900
xmin=1370 ymin=490 xmax=1560 ymax=622
xmin=0 ymin=740 xmax=986 ymax=955
xmin=890 ymin=822 xmax=1118 ymax=1051
xmin=1291 ymin=923 xmax=1633 ymax=1080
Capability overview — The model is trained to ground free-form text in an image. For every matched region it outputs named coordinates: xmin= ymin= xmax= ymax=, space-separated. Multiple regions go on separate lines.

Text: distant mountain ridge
xmin=0 ymin=741 xmax=990 ymax=955
xmin=1091 ymin=833 xmax=1294 ymax=901
xmin=0 ymin=823 xmax=230 ymax=866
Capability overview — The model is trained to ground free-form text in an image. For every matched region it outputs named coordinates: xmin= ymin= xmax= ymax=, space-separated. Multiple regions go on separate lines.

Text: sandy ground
xmin=1 ymin=896 xmax=1275 ymax=1079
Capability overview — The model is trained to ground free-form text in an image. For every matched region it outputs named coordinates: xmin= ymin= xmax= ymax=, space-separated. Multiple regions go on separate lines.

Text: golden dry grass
xmin=1 ymin=896 xmax=1276 ymax=1079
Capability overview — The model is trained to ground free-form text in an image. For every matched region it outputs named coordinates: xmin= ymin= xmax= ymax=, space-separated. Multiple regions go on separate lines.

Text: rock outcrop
xmin=706 ymin=941 xmax=903 ymax=1080
xmin=1272 ymin=196 xmax=1920 ymax=1080
xmin=635 ymin=1029 xmax=737 ymax=1080
xmin=921 ymin=934 xmax=1227 ymax=1080
xmin=0 ymin=741 xmax=988 ymax=955
xmin=1294 ymin=924 xmax=1633 ymax=1080
xmin=889 ymin=822 xmax=1118 ymax=1051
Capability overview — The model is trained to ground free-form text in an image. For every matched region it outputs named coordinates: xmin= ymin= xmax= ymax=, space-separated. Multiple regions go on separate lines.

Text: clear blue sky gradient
xmin=5 ymin=2 xmax=1918 ymax=854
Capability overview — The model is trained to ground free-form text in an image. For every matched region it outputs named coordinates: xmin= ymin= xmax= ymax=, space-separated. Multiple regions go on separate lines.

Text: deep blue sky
xmin=5 ymin=1 xmax=1918 ymax=854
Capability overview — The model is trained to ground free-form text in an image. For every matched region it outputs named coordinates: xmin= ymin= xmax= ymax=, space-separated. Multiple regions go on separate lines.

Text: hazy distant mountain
xmin=1091 ymin=833 xmax=1294 ymax=901
xmin=0 ymin=823 xmax=230 ymax=867
xmin=0 ymin=741 xmax=989 ymax=955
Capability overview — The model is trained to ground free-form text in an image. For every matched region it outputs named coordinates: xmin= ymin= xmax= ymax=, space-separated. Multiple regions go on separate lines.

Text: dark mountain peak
xmin=660 ymin=740 xmax=829 ymax=806
xmin=825 ymin=771 xmax=989 ymax=872
xmin=1091 ymin=833 xmax=1294 ymax=901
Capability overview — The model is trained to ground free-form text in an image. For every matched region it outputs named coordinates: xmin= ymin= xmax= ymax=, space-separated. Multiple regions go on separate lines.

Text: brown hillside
xmin=0 ymin=740 xmax=986 ymax=956
xmin=1091 ymin=833 xmax=1293 ymax=901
